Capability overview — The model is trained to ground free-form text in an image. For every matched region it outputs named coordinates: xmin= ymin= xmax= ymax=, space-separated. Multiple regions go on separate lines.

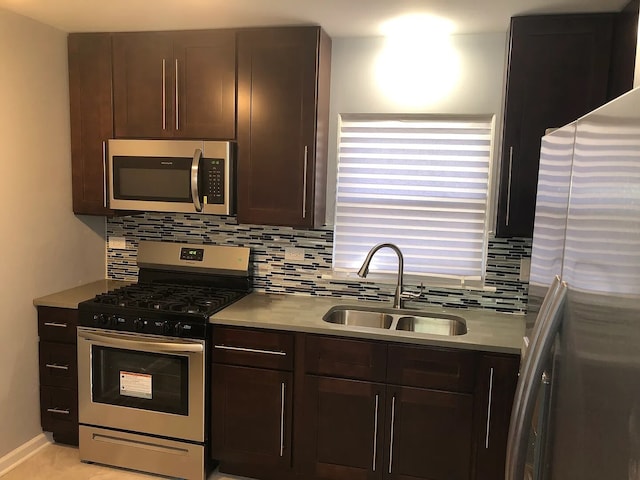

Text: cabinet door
xmin=211 ymin=364 xmax=292 ymax=472
xmin=172 ymin=30 xmax=236 ymax=139
xmin=302 ymin=375 xmax=385 ymax=480
xmin=113 ymin=32 xmax=174 ymax=138
xmin=237 ymin=27 xmax=323 ymax=227
xmin=496 ymin=14 xmax=614 ymax=237
xmin=473 ymin=354 xmax=519 ymax=480
xmin=384 ymin=386 xmax=474 ymax=480
xmin=68 ymin=33 xmax=114 ymax=216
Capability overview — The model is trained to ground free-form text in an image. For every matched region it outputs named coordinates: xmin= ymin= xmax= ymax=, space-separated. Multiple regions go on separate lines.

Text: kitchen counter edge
xmin=33 ymin=279 xmax=132 ymax=309
xmin=209 ymin=292 xmax=525 ymax=355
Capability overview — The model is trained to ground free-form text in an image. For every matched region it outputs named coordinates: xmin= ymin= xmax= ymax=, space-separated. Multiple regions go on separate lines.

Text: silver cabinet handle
xmin=280 ymin=382 xmax=285 ymax=457
xmin=45 ymin=363 xmax=69 ymax=371
xmin=191 ymin=148 xmax=203 ymax=212
xmin=302 ymin=145 xmax=308 ymax=219
xmin=43 ymin=322 xmax=68 ymax=328
xmin=175 ymin=59 xmax=179 ymax=131
xmin=372 ymin=393 xmax=379 ymax=471
xmin=389 ymin=395 xmax=396 ymax=474
xmin=162 ymin=59 xmax=166 ymax=130
xmin=485 ymin=367 xmax=494 ymax=449
xmin=47 ymin=408 xmax=70 ymax=415
xmin=102 ymin=141 xmax=108 ymax=208
xmin=505 ymin=146 xmax=514 ymax=226
xmin=213 ymin=345 xmax=287 ymax=356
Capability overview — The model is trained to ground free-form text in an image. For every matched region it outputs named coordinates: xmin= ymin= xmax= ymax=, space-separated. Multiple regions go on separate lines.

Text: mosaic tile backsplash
xmin=107 ymin=213 xmax=532 ymax=314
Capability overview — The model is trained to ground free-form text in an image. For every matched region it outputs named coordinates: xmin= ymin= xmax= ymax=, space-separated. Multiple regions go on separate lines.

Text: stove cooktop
xmin=79 ymin=241 xmax=252 ymax=339
xmin=78 ymin=283 xmax=248 ymax=339
xmin=90 ymin=283 xmax=246 ymax=317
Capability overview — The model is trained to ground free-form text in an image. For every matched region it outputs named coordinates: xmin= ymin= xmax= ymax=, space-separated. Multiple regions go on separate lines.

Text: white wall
xmin=325 ymin=33 xmax=508 ymax=224
xmin=0 ymin=9 xmax=106 ymax=457
xmin=636 ymin=13 xmax=640 ymax=87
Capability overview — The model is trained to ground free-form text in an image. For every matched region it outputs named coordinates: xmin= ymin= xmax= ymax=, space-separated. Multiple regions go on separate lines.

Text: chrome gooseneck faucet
xmin=357 ymin=243 xmax=406 ymax=309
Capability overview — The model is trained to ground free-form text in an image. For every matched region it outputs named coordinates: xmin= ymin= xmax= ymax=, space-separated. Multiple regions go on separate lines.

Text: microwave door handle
xmin=191 ymin=148 xmax=203 ymax=212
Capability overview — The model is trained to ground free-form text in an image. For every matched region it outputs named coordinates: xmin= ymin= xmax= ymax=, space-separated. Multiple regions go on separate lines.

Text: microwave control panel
xmin=202 ymin=159 xmax=225 ymax=204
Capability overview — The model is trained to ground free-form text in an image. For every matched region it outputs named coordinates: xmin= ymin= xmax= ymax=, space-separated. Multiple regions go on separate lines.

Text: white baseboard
xmin=0 ymin=433 xmax=52 ymax=477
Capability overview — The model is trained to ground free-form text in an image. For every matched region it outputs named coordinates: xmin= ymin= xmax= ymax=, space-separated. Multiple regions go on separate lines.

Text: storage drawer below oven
xmin=79 ymin=425 xmax=206 ymax=480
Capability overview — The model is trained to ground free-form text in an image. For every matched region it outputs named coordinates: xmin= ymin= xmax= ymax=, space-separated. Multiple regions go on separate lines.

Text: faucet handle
xmin=401 ymin=282 xmax=425 ymax=301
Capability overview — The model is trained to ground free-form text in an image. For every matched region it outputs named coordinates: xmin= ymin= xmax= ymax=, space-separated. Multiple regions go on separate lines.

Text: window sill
xmin=322 ymin=272 xmax=497 ymax=293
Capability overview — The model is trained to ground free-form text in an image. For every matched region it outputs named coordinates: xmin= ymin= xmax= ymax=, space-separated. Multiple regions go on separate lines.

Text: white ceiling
xmin=0 ymin=0 xmax=630 ymax=37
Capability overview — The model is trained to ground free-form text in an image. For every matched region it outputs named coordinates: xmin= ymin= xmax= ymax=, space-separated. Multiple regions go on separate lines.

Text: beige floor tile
xmin=1 ymin=444 xmax=252 ymax=480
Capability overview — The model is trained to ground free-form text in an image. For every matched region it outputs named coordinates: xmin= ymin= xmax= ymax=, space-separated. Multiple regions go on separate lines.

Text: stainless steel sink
xmin=322 ymin=306 xmax=467 ymax=336
xmin=323 ymin=307 xmax=394 ymax=329
xmin=395 ymin=315 xmax=467 ymax=336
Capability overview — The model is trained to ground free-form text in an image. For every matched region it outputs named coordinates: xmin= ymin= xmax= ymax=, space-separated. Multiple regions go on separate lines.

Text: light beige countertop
xmin=209 ymin=292 xmax=525 ymax=355
xmin=32 ymin=282 xmax=525 ymax=355
xmin=33 ymin=279 xmax=132 ymax=309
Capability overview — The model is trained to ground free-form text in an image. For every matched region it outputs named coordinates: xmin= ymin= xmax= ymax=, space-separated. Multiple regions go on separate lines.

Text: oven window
xmin=91 ymin=346 xmax=189 ymax=416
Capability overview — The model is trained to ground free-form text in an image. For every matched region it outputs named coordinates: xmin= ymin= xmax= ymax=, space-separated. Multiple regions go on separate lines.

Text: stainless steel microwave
xmin=108 ymin=139 xmax=234 ymax=215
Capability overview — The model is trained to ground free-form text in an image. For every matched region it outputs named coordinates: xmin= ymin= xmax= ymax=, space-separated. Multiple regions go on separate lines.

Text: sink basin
xmin=322 ymin=306 xmax=467 ymax=336
xmin=395 ymin=315 xmax=467 ymax=336
xmin=323 ymin=307 xmax=394 ymax=329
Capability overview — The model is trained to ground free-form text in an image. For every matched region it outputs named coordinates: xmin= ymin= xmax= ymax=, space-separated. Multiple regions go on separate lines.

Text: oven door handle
xmin=78 ymin=330 xmax=204 ymax=354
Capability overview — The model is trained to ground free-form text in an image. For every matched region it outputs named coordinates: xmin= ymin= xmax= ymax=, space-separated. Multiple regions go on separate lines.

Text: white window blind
xmin=333 ymin=114 xmax=494 ymax=285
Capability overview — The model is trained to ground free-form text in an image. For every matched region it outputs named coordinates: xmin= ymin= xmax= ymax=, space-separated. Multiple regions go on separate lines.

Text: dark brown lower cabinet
xmin=209 ymin=328 xmax=519 ymax=480
xmin=302 ymin=376 xmax=385 ymax=480
xmin=37 ymin=307 xmax=79 ymax=445
xmin=302 ymin=377 xmax=474 ymax=480
xmin=385 ymin=386 xmax=474 ymax=480
xmin=211 ymin=364 xmax=293 ymax=478
xmin=473 ymin=354 xmax=520 ymax=479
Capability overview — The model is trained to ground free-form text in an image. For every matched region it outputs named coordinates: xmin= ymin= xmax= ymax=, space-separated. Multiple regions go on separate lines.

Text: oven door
xmin=77 ymin=327 xmax=205 ymax=442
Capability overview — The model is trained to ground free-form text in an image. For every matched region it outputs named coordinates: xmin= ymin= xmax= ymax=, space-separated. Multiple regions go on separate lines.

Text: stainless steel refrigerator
xmin=506 ymin=85 xmax=640 ymax=480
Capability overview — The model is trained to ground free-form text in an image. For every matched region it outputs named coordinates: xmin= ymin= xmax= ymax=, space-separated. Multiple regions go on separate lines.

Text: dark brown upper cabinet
xmin=236 ymin=26 xmax=331 ymax=228
xmin=496 ymin=14 xmax=615 ymax=238
xmin=68 ymin=33 xmax=115 ymax=216
xmin=112 ymin=29 xmax=236 ymax=140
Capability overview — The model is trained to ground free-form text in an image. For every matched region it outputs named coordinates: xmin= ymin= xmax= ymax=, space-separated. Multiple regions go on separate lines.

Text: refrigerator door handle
xmin=505 ymin=280 xmax=568 ymax=480
xmin=509 ymin=276 xmax=562 ymax=441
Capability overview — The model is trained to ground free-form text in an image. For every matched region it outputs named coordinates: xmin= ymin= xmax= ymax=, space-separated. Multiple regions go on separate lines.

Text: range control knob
xmin=133 ymin=318 xmax=145 ymax=331
xmin=162 ymin=321 xmax=173 ymax=335
xmin=174 ymin=323 xmax=184 ymax=336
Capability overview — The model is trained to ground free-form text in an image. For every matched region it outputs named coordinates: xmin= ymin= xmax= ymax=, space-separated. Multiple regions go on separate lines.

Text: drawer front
xmin=38 ymin=307 xmax=78 ymax=344
xmin=305 ymin=335 xmax=387 ymax=382
xmin=39 ymin=341 xmax=78 ymax=389
xmin=387 ymin=344 xmax=477 ymax=392
xmin=212 ymin=326 xmax=294 ymax=370
xmin=40 ymin=385 xmax=78 ymax=430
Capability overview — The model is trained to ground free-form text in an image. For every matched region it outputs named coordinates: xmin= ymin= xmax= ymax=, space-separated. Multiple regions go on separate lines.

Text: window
xmin=332 ymin=114 xmax=495 ymax=287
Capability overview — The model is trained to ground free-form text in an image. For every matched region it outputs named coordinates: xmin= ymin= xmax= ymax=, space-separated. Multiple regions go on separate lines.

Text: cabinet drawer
xmin=305 ymin=335 xmax=387 ymax=382
xmin=38 ymin=307 xmax=78 ymax=344
xmin=40 ymin=385 xmax=78 ymax=429
xmin=39 ymin=342 xmax=78 ymax=389
xmin=212 ymin=326 xmax=294 ymax=371
xmin=387 ymin=344 xmax=477 ymax=392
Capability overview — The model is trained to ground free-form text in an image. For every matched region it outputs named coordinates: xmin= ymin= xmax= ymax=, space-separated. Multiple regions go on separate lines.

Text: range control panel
xmin=79 ymin=309 xmax=208 ymax=340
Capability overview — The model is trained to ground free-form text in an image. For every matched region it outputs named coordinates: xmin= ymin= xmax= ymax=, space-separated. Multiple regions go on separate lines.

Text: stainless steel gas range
xmin=76 ymin=241 xmax=251 ymax=480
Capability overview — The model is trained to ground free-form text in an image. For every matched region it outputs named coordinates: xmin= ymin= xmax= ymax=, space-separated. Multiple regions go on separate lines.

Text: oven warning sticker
xmin=120 ymin=371 xmax=152 ymax=399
